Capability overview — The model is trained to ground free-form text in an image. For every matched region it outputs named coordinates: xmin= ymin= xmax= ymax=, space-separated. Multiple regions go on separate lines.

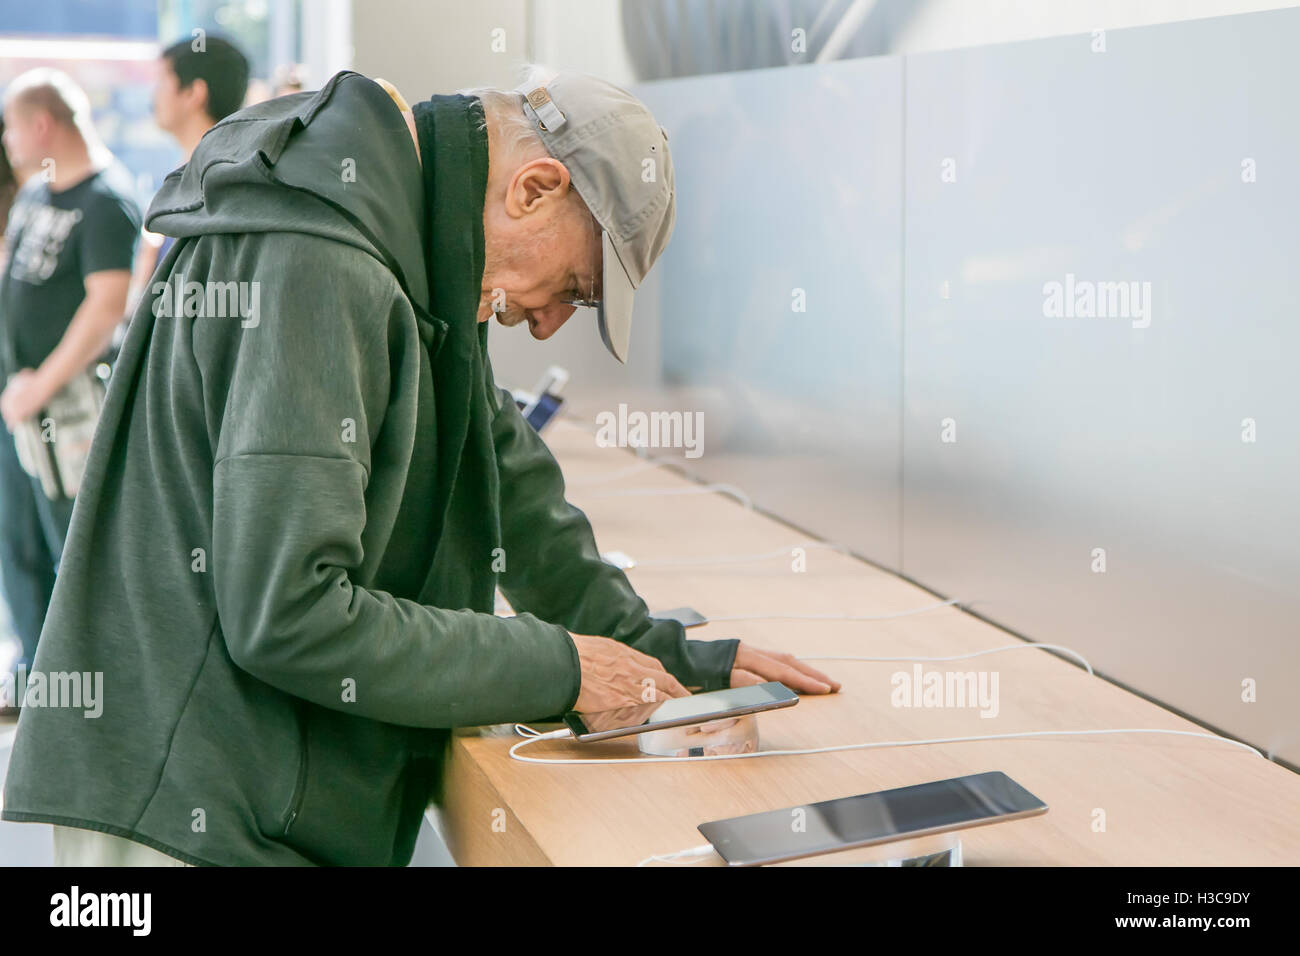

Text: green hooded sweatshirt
xmin=1 ymin=71 xmax=738 ymax=866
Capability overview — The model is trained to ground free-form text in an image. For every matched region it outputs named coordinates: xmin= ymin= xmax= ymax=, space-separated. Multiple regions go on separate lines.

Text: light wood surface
xmin=443 ymin=420 xmax=1300 ymax=866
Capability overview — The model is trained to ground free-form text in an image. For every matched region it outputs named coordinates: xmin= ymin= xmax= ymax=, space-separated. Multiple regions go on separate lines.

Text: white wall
xmin=349 ymin=0 xmax=529 ymax=99
xmin=891 ymin=0 xmax=1300 ymax=54
xmin=528 ymin=0 xmax=637 ymax=85
xmin=346 ymin=0 xmax=1300 ymax=92
xmin=347 ymin=0 xmax=634 ymax=99
xmin=301 ymin=0 xmax=355 ymax=88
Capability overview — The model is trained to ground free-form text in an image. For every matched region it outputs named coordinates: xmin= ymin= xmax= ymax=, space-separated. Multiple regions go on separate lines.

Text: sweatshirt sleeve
xmin=489 ymin=382 xmax=738 ymax=693
xmin=201 ymin=235 xmax=580 ymax=728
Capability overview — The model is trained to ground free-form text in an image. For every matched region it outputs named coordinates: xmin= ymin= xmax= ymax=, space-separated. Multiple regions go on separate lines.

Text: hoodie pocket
xmin=281 ymin=699 xmax=311 ymax=836
xmin=278 ymin=702 xmax=415 ymax=866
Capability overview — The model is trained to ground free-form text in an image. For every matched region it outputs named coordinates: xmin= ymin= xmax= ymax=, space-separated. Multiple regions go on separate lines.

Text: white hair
xmin=457 ymin=63 xmax=558 ymax=163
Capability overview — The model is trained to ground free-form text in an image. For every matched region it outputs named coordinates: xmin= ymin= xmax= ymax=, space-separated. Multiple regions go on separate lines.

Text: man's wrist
xmin=30 ymin=363 xmax=67 ymax=404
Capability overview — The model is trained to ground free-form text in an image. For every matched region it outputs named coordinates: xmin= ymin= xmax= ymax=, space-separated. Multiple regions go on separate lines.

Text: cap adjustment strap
xmin=524 ymin=87 xmax=567 ymax=132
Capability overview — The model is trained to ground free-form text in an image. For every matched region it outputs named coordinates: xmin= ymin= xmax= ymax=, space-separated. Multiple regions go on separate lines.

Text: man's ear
xmin=30 ymin=110 xmax=53 ymax=141
xmin=186 ymin=77 xmax=211 ymax=115
xmin=506 ymin=157 xmax=571 ymax=218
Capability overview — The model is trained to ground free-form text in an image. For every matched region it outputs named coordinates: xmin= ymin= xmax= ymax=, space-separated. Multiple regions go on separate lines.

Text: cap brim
xmin=596 ymin=230 xmax=635 ymax=364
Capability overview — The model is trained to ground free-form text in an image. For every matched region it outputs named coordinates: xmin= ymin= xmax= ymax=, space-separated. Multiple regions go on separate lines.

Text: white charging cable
xmin=636 ymin=844 xmax=715 ymax=867
xmin=512 ymin=725 xmax=573 ymax=743
xmin=512 ymin=723 xmax=1263 ymax=767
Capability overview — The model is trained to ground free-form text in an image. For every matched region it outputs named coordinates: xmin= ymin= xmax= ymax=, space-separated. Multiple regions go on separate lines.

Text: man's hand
xmin=730 ymin=642 xmax=841 ymax=695
xmin=0 ymin=368 xmax=51 ymax=431
xmin=571 ymin=633 xmax=691 ymax=713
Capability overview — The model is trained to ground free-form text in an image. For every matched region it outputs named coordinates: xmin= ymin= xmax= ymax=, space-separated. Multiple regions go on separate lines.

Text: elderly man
xmin=2 ymin=69 xmax=837 ymax=866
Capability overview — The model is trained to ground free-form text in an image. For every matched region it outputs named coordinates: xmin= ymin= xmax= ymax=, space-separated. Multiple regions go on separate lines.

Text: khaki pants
xmin=52 ymin=825 xmax=193 ymax=866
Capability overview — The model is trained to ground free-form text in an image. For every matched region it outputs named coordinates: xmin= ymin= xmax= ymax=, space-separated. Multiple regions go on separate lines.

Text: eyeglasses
xmin=558 ymin=213 xmax=602 ymax=309
xmin=559 ymin=289 xmax=600 ymax=309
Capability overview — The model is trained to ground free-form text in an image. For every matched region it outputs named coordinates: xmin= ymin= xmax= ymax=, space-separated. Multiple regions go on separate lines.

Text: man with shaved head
xmin=0 ymin=69 xmax=139 ymax=692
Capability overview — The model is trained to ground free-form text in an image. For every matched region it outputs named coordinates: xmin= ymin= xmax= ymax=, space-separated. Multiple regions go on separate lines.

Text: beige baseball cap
xmin=519 ymin=73 xmax=675 ymax=363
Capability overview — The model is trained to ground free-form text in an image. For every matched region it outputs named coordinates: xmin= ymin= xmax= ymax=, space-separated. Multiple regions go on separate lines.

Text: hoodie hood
xmin=146 ymin=71 xmax=429 ymax=311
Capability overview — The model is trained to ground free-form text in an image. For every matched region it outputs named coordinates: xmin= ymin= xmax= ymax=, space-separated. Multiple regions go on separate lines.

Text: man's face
xmin=153 ymin=58 xmax=202 ymax=133
xmin=1 ymin=102 xmax=45 ymax=172
xmin=479 ymin=156 xmax=602 ymax=340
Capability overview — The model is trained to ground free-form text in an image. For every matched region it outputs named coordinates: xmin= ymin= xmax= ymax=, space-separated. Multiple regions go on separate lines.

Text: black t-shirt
xmin=0 ymin=164 xmax=140 ymax=376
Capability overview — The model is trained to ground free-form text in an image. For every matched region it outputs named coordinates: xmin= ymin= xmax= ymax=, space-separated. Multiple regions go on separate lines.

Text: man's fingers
xmin=644 ymin=667 xmax=690 ymax=701
xmin=620 ymin=642 xmax=690 ymax=699
xmin=770 ymin=653 xmax=841 ymax=692
xmin=662 ymin=672 xmax=691 ymax=699
xmin=750 ymin=654 xmax=832 ymax=694
xmin=740 ymin=645 xmax=840 ymax=694
xmin=730 ymin=667 xmax=765 ymax=688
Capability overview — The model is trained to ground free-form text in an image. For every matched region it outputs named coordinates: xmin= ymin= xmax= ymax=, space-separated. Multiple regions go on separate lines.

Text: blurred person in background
xmin=126 ymin=35 xmax=250 ymax=319
xmin=272 ymin=63 xmax=307 ymax=97
xmin=0 ymin=69 xmax=139 ymax=693
xmin=0 ymin=121 xmax=19 ymax=685
xmin=242 ymin=78 xmax=273 ymax=107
